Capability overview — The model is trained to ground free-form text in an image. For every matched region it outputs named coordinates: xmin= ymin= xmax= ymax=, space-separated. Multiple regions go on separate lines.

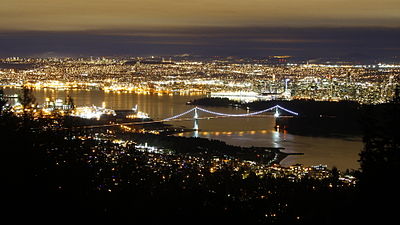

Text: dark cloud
xmin=0 ymin=27 xmax=399 ymax=59
xmin=1 ymin=0 xmax=399 ymax=30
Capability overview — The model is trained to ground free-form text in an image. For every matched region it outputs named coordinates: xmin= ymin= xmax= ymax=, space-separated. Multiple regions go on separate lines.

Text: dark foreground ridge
xmin=2 ymin=117 xmax=354 ymax=225
xmin=1 ymin=88 xmax=400 ymax=225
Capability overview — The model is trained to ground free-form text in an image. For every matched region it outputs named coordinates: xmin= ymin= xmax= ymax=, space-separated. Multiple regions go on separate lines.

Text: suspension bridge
xmin=78 ymin=105 xmax=299 ymax=130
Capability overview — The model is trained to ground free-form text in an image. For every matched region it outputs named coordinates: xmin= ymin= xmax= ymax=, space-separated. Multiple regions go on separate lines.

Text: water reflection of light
xmin=282 ymin=129 xmax=288 ymax=141
xmin=199 ymin=129 xmax=275 ymax=136
xmin=193 ymin=130 xmax=199 ymax=138
xmin=272 ymin=131 xmax=280 ymax=148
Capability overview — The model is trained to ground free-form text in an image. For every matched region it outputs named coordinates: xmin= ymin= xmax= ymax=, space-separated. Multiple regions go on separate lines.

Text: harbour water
xmin=4 ymin=88 xmax=363 ymax=170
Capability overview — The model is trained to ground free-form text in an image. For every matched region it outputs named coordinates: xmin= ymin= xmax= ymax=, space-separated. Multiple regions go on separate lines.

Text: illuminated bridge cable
xmin=73 ymin=105 xmax=298 ymax=129
xmin=276 ymin=105 xmax=299 ymax=116
xmin=162 ymin=108 xmax=195 ymax=121
xmin=195 ymin=105 xmax=299 ymax=117
xmin=195 ymin=106 xmax=276 ymax=117
xmin=162 ymin=105 xmax=299 ymax=120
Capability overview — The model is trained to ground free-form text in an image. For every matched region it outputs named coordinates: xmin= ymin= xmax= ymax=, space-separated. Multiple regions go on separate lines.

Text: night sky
xmin=1 ymin=0 xmax=399 ymax=58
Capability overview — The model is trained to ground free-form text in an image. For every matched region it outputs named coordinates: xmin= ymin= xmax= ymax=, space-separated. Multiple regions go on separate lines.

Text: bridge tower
xmin=193 ymin=107 xmax=199 ymax=130
xmin=194 ymin=107 xmax=199 ymax=119
xmin=193 ymin=118 xmax=199 ymax=130
xmin=193 ymin=120 xmax=199 ymax=137
xmin=274 ymin=106 xmax=280 ymax=118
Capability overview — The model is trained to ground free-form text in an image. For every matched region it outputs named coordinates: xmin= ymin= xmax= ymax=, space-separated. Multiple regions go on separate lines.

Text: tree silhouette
xmin=18 ymin=86 xmax=36 ymax=116
xmin=0 ymin=88 xmax=9 ymax=116
xmin=65 ymin=95 xmax=75 ymax=110
xmin=359 ymin=88 xmax=400 ymax=181
xmin=392 ymin=84 xmax=400 ymax=104
xmin=358 ymin=84 xmax=400 ymax=223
